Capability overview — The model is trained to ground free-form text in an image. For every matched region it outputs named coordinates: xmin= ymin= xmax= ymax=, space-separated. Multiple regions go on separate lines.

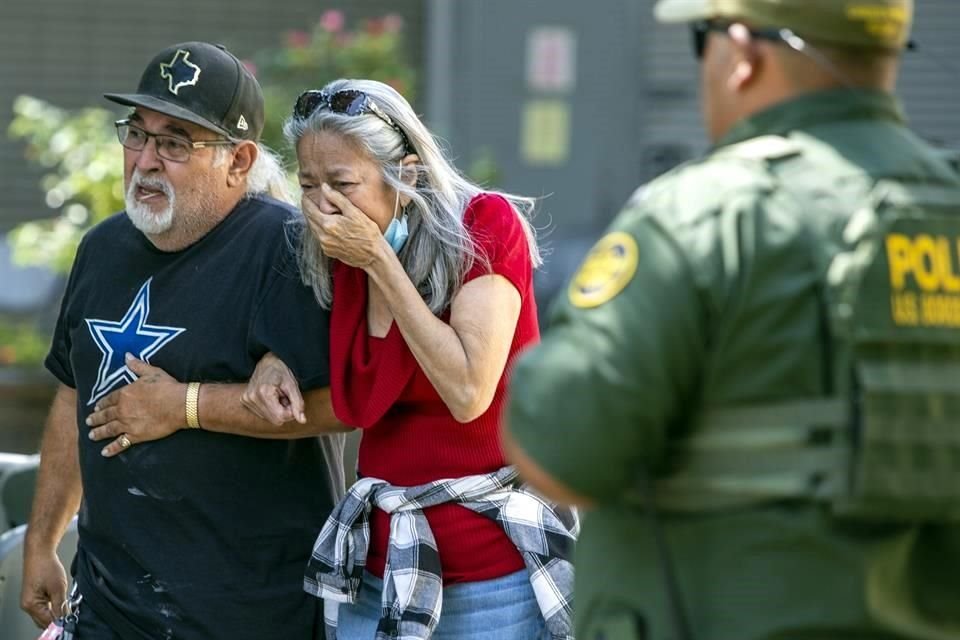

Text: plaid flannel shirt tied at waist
xmin=304 ymin=465 xmax=579 ymax=640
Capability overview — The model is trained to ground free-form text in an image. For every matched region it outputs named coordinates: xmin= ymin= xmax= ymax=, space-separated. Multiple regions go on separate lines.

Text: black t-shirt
xmin=46 ymin=195 xmax=341 ymax=640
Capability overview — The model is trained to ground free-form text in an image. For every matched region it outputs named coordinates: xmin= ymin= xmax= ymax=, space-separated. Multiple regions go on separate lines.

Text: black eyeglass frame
xmin=114 ymin=119 xmax=235 ymax=163
xmin=293 ymin=89 xmax=414 ymax=154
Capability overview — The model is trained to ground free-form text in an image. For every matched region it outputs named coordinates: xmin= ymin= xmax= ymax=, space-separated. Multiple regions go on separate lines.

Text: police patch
xmin=568 ymin=231 xmax=639 ymax=308
xmin=159 ymin=49 xmax=201 ymax=95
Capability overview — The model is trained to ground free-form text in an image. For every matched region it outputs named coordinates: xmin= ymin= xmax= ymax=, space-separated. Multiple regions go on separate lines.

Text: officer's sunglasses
xmin=293 ymin=89 xmax=414 ymax=153
xmin=691 ymin=19 xmax=918 ymax=60
xmin=114 ymin=119 xmax=234 ymax=163
xmin=690 ymin=20 xmax=786 ymax=59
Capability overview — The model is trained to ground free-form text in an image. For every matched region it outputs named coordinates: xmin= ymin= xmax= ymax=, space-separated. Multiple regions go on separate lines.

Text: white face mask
xmin=383 ymin=160 xmax=409 ymax=253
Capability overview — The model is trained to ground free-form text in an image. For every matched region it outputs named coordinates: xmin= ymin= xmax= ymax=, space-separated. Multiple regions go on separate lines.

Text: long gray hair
xmin=214 ymin=143 xmax=293 ymax=203
xmin=283 ymin=78 xmax=541 ymax=313
xmin=245 ymin=144 xmax=293 ymax=203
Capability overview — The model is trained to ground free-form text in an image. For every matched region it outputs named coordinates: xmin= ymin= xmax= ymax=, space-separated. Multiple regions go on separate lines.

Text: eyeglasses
xmin=114 ymin=119 xmax=235 ymax=163
xmin=690 ymin=20 xmax=786 ymax=59
xmin=293 ymin=89 xmax=414 ymax=153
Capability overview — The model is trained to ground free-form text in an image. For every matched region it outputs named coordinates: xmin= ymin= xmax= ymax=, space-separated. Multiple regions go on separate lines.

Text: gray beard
xmin=125 ymin=173 xmax=175 ymax=235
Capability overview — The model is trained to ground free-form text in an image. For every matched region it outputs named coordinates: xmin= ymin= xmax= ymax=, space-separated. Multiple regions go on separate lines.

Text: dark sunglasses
xmin=293 ymin=89 xmax=414 ymax=153
xmin=691 ymin=20 xmax=918 ymax=60
xmin=690 ymin=20 xmax=790 ymax=59
xmin=690 ymin=20 xmax=816 ymax=60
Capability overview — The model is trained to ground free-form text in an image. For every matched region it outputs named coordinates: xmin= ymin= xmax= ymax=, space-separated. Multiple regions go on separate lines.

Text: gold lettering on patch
xmin=886 ymin=232 xmax=960 ymax=327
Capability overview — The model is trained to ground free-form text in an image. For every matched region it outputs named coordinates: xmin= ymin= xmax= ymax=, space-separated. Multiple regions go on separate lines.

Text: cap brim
xmin=654 ymin=0 xmax=713 ymax=23
xmin=104 ymin=93 xmax=235 ymax=140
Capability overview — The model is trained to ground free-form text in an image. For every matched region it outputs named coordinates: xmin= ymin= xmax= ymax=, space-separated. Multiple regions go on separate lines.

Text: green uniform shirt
xmin=509 ymin=89 xmax=960 ymax=640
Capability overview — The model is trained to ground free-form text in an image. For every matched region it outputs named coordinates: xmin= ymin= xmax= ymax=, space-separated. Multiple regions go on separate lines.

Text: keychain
xmin=61 ymin=606 xmax=79 ymax=640
xmin=36 ymin=587 xmax=82 ymax=640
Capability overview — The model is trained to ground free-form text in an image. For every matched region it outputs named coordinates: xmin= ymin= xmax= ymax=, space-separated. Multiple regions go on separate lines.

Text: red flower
xmin=383 ymin=14 xmax=404 ymax=33
xmin=320 ymin=9 xmax=345 ymax=33
xmin=365 ymin=18 xmax=386 ymax=36
xmin=285 ymin=30 xmax=311 ymax=49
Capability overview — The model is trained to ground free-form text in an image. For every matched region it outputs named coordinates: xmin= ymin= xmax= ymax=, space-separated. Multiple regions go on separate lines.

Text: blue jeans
xmin=335 ymin=569 xmax=549 ymax=640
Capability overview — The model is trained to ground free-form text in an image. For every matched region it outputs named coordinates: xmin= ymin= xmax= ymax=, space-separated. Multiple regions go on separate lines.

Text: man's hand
xmin=86 ymin=354 xmax=185 ymax=456
xmin=241 ymin=352 xmax=305 ymax=425
xmin=20 ymin=548 xmax=67 ymax=628
xmin=21 ymin=384 xmax=80 ymax=627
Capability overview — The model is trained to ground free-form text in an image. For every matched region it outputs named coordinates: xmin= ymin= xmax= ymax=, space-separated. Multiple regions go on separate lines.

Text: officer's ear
xmin=727 ymin=23 xmax=763 ymax=92
xmin=225 ymin=141 xmax=258 ymax=188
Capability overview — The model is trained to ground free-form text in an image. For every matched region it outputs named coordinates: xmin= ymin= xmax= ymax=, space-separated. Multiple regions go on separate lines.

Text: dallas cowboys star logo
xmin=85 ymin=278 xmax=185 ymax=406
xmin=159 ymin=49 xmax=201 ymax=95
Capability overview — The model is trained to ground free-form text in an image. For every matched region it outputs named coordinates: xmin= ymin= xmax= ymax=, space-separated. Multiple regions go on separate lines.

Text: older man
xmin=21 ymin=42 xmax=344 ymax=639
xmin=506 ymin=1 xmax=960 ymax=639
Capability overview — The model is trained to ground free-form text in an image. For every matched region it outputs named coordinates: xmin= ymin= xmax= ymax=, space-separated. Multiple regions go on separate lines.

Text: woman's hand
xmin=302 ymin=184 xmax=388 ymax=270
xmin=241 ymin=352 xmax=305 ymax=425
xmin=86 ymin=354 xmax=185 ymax=457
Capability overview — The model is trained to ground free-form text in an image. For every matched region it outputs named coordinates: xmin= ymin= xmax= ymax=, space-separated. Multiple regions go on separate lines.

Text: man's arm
xmin=21 ymin=384 xmax=81 ymax=628
xmin=505 ymin=216 xmax=705 ymax=505
xmin=501 ymin=427 xmax=594 ymax=507
xmin=194 ymin=383 xmax=343 ymax=438
xmin=86 ymin=357 xmax=348 ymax=457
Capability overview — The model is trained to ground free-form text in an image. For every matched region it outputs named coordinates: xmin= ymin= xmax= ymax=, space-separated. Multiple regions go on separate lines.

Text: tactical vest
xmin=653 ymin=137 xmax=960 ymax=523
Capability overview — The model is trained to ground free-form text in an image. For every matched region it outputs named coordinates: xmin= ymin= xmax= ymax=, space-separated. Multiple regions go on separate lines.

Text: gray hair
xmin=213 ymin=143 xmax=293 ymax=204
xmin=283 ymin=78 xmax=541 ymax=313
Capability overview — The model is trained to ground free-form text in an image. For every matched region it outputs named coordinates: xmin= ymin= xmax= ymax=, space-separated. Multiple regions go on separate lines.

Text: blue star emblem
xmin=159 ymin=49 xmax=201 ymax=95
xmin=85 ymin=278 xmax=185 ymax=406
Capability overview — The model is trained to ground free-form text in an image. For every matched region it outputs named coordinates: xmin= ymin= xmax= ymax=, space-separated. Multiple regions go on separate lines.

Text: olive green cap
xmin=654 ymin=0 xmax=913 ymax=50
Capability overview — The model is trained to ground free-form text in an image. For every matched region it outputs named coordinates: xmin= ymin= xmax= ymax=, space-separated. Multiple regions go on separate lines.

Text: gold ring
xmin=118 ymin=434 xmax=132 ymax=449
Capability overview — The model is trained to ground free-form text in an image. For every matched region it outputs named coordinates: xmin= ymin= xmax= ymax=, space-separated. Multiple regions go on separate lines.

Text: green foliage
xmin=466 ymin=147 xmax=502 ymax=188
xmin=254 ymin=10 xmax=416 ymax=160
xmin=7 ymin=95 xmax=125 ymax=272
xmin=0 ymin=321 xmax=48 ymax=368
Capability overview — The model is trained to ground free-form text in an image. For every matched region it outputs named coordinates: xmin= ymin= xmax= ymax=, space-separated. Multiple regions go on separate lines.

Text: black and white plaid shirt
xmin=304 ymin=466 xmax=579 ymax=640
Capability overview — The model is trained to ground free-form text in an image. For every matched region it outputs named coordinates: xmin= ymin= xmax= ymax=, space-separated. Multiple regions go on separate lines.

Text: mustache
xmin=128 ymin=171 xmax=173 ymax=197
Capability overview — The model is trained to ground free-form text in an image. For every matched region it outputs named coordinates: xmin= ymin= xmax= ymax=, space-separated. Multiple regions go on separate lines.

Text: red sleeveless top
xmin=329 ymin=194 xmax=539 ymax=582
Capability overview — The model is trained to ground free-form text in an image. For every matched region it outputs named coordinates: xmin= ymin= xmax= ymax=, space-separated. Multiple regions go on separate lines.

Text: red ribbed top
xmin=329 ymin=193 xmax=539 ymax=583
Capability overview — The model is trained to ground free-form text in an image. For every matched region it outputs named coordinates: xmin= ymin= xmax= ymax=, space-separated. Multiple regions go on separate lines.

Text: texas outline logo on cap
xmin=159 ymin=49 xmax=201 ymax=95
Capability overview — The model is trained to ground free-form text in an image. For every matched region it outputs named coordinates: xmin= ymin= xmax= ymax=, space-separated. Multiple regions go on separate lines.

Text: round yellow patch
xmin=568 ymin=231 xmax=639 ymax=308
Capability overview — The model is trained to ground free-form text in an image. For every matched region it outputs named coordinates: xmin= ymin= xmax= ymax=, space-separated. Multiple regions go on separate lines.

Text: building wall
xmin=0 ymin=0 xmax=425 ymax=232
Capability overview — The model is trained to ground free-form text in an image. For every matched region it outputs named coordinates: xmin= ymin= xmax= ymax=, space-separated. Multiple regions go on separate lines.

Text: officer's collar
xmin=716 ymin=88 xmax=906 ymax=150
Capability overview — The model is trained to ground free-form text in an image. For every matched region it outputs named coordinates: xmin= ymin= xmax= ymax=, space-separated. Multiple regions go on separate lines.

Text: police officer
xmin=504 ymin=1 xmax=960 ymax=639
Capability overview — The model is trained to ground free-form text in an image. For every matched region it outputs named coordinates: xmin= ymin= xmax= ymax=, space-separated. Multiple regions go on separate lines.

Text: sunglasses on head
xmin=690 ymin=19 xmax=788 ymax=59
xmin=293 ymin=89 xmax=414 ymax=153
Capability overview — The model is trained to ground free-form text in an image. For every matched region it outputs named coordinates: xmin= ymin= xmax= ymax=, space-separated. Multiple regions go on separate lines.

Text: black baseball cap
xmin=104 ymin=41 xmax=264 ymax=141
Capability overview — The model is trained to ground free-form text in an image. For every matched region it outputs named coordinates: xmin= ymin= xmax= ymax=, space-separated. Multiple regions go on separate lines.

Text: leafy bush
xmin=0 ymin=321 xmax=49 ymax=368
xmin=7 ymin=96 xmax=125 ymax=272
xmin=254 ymin=10 xmax=416 ymax=159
